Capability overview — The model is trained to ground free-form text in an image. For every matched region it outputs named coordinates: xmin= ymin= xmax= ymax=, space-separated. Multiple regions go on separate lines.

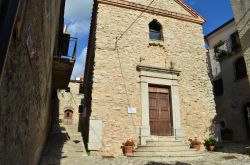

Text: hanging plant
xmin=214 ymin=40 xmax=227 ymax=60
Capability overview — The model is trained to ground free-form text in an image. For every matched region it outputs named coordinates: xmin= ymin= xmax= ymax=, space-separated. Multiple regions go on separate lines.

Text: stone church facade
xmin=83 ymin=0 xmax=216 ymax=155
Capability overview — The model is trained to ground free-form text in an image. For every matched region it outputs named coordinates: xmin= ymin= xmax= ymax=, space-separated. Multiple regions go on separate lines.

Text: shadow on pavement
xmin=215 ymin=142 xmax=250 ymax=155
xmin=39 ymin=124 xmax=70 ymax=165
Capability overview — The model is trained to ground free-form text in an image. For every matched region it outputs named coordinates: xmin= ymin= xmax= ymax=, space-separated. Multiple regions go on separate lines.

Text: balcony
xmin=52 ymin=33 xmax=77 ymax=89
xmin=214 ymin=33 xmax=241 ymax=61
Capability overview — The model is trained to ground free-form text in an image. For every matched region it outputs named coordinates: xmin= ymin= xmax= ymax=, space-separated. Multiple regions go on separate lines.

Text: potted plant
xmin=189 ymin=138 xmax=202 ymax=151
xmin=213 ymin=40 xmax=228 ymax=60
xmin=121 ymin=138 xmax=135 ymax=156
xmin=204 ymin=137 xmax=217 ymax=151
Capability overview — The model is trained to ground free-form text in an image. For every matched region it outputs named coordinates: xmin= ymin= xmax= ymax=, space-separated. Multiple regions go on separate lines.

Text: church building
xmin=83 ymin=0 xmax=216 ymax=156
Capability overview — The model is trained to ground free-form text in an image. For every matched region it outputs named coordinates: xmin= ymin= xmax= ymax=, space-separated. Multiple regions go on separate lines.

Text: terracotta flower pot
xmin=123 ymin=146 xmax=134 ymax=156
xmin=193 ymin=145 xmax=201 ymax=151
xmin=208 ymin=145 xmax=216 ymax=151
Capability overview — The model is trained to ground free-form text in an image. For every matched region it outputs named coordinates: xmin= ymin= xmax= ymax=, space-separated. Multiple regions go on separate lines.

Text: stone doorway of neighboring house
xmin=64 ymin=109 xmax=73 ymax=125
xmin=244 ymin=103 xmax=250 ymax=139
xmin=149 ymin=86 xmax=173 ymax=136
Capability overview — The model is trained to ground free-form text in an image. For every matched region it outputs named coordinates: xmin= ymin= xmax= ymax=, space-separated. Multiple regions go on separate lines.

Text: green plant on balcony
xmin=214 ymin=40 xmax=227 ymax=60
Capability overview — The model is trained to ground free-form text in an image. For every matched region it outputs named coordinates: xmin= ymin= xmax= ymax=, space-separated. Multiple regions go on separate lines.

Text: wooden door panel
xmin=150 ymin=121 xmax=157 ymax=135
xmin=149 ymin=87 xmax=172 ymax=136
xmin=149 ymin=109 xmax=158 ymax=120
xmin=160 ymin=121 xmax=171 ymax=136
xmin=149 ymin=99 xmax=157 ymax=108
xmin=160 ymin=110 xmax=169 ymax=120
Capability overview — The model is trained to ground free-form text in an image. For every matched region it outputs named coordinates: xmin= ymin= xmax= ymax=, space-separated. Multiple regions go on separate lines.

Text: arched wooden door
xmin=64 ymin=109 xmax=73 ymax=125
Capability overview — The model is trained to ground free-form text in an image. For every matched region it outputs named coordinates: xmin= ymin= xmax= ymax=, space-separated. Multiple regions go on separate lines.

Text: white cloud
xmin=67 ymin=20 xmax=90 ymax=36
xmin=64 ymin=0 xmax=93 ymax=36
xmin=71 ymin=47 xmax=87 ymax=79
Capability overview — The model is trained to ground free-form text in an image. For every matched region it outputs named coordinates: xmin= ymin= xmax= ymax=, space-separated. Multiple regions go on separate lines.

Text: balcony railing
xmin=56 ymin=33 xmax=77 ymax=61
xmin=214 ymin=35 xmax=241 ymax=60
xmin=52 ymin=33 xmax=78 ymax=89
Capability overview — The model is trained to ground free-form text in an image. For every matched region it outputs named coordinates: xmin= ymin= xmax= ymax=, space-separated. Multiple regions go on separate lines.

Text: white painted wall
xmin=206 ymin=20 xmax=237 ymax=79
xmin=206 ymin=20 xmax=250 ymax=141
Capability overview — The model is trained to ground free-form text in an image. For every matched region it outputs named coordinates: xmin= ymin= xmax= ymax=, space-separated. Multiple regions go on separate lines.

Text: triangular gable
xmin=126 ymin=0 xmax=192 ymax=16
xmin=174 ymin=0 xmax=205 ymax=21
xmin=97 ymin=0 xmax=205 ymax=24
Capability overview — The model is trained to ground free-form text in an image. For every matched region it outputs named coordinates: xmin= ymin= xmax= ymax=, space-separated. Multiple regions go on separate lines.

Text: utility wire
xmin=114 ymin=0 xmax=156 ymax=139
xmin=115 ymin=0 xmax=156 ymax=107
xmin=115 ymin=0 xmax=156 ymax=44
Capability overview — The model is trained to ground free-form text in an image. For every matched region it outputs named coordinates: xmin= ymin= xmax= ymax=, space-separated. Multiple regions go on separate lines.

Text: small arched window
xmin=149 ymin=20 xmax=163 ymax=41
xmin=235 ymin=57 xmax=247 ymax=80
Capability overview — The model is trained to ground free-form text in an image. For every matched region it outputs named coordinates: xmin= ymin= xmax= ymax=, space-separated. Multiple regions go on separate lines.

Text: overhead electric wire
xmin=114 ymin=0 xmax=156 ymax=138
xmin=115 ymin=0 xmax=156 ymax=107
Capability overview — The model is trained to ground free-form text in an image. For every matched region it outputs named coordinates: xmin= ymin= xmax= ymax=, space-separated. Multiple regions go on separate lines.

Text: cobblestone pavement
xmin=81 ymin=152 xmax=250 ymax=165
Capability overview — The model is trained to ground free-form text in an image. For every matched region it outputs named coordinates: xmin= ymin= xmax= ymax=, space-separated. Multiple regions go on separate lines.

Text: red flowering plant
xmin=189 ymin=137 xmax=201 ymax=148
xmin=122 ymin=138 xmax=135 ymax=147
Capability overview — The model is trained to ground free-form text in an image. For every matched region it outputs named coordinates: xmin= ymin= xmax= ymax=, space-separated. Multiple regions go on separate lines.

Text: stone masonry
xmin=230 ymin=0 xmax=250 ymax=83
xmin=84 ymin=0 xmax=216 ymax=156
xmin=58 ymin=81 xmax=84 ymax=125
xmin=0 ymin=0 xmax=63 ymax=164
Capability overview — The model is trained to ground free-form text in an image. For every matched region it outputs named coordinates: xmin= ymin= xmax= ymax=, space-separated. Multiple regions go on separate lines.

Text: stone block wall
xmin=230 ymin=0 xmax=250 ymax=83
xmin=127 ymin=0 xmax=192 ymax=16
xmin=85 ymin=1 xmax=216 ymax=155
xmin=58 ymin=82 xmax=84 ymax=125
xmin=0 ymin=0 xmax=62 ymax=164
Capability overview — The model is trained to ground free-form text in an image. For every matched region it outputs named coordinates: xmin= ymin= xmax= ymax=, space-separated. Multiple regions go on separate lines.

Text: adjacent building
xmin=205 ymin=19 xmax=250 ymax=142
xmin=0 ymin=0 xmax=76 ymax=164
xmin=230 ymin=1 xmax=250 ymax=82
xmin=83 ymin=0 xmax=216 ymax=155
xmin=58 ymin=78 xmax=84 ymax=126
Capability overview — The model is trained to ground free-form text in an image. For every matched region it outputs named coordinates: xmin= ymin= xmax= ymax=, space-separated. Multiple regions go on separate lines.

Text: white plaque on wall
xmin=128 ymin=107 xmax=136 ymax=114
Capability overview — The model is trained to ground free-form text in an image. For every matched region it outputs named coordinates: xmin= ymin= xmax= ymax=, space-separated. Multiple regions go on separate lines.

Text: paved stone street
xmin=81 ymin=152 xmax=250 ymax=165
xmin=39 ymin=123 xmax=88 ymax=165
xmin=40 ymin=125 xmax=250 ymax=165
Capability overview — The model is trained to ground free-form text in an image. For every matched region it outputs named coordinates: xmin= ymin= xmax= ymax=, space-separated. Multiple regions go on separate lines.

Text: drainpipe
xmin=0 ymin=0 xmax=21 ymax=83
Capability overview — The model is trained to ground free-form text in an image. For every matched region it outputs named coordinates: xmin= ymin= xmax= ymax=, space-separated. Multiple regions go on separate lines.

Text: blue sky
xmin=184 ymin=0 xmax=233 ymax=35
xmin=64 ymin=0 xmax=234 ymax=79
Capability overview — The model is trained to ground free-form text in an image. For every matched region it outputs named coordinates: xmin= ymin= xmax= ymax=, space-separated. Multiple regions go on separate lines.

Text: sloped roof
xmin=205 ymin=18 xmax=235 ymax=39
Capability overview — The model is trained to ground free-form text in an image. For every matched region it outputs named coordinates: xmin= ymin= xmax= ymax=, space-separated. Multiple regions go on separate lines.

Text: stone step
xmin=146 ymin=141 xmax=187 ymax=146
xmin=136 ymin=146 xmax=196 ymax=151
xmin=67 ymin=134 xmax=83 ymax=137
xmin=147 ymin=136 xmax=182 ymax=141
xmin=129 ymin=155 xmax=204 ymax=162
xmin=133 ymin=150 xmax=203 ymax=157
xmin=61 ymin=149 xmax=87 ymax=156
xmin=63 ymin=124 xmax=80 ymax=130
